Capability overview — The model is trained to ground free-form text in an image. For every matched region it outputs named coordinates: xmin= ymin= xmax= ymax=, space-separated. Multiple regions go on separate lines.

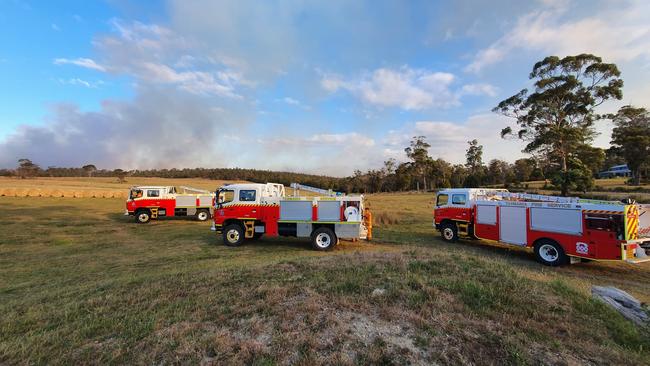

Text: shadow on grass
xmin=378 ymin=229 xmax=541 ymax=266
xmin=106 ymin=212 xmax=211 ymax=224
xmin=106 ymin=212 xmax=133 ymax=223
xmin=208 ymin=235 xmax=375 ymax=253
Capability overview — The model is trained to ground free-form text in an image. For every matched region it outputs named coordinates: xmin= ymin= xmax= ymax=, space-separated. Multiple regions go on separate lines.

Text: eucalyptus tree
xmin=494 ymin=54 xmax=623 ymax=195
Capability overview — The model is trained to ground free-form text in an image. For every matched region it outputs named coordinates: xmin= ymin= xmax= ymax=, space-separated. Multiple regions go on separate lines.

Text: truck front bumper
xmin=124 ymin=210 xmax=134 ymax=216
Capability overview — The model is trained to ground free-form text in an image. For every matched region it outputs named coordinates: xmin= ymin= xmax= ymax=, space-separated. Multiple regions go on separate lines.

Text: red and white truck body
xmin=434 ymin=188 xmax=650 ymax=266
xmin=211 ymin=183 xmax=370 ymax=250
xmin=125 ymin=186 xmax=215 ymax=223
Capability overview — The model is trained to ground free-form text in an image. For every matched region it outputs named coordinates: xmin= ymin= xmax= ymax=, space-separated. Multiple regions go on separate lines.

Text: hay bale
xmin=92 ymin=190 xmax=106 ymax=198
xmin=49 ymin=189 xmax=64 ymax=198
xmin=26 ymin=189 xmax=42 ymax=197
xmin=3 ymin=188 xmax=16 ymax=197
xmin=15 ymin=188 xmax=29 ymax=197
xmin=62 ymin=190 xmax=75 ymax=198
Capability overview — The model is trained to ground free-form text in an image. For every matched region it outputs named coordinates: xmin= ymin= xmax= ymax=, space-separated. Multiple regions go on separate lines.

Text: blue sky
xmin=1 ymin=0 xmax=649 ymax=175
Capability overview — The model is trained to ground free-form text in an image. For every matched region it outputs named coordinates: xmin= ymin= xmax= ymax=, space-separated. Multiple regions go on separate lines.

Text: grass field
xmin=1 ymin=181 xmax=650 ymax=364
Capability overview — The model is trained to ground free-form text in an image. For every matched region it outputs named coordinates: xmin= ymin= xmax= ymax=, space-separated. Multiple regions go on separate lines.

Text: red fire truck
xmin=211 ymin=183 xmax=371 ymax=250
xmin=125 ymin=186 xmax=215 ymax=223
xmin=434 ymin=189 xmax=650 ymax=266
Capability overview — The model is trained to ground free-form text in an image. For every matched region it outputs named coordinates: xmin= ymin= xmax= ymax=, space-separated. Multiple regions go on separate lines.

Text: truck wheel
xmin=223 ymin=224 xmax=244 ymax=247
xmin=311 ymin=227 xmax=337 ymax=251
xmin=440 ymin=222 xmax=458 ymax=242
xmin=135 ymin=210 xmax=151 ymax=224
xmin=196 ymin=210 xmax=210 ymax=221
xmin=534 ymin=239 xmax=567 ymax=266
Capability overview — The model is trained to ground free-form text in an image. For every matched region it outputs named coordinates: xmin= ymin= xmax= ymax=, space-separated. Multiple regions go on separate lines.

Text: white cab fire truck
xmin=434 ymin=189 xmax=650 ymax=266
xmin=125 ymin=186 xmax=215 ymax=223
xmin=211 ymin=183 xmax=371 ymax=250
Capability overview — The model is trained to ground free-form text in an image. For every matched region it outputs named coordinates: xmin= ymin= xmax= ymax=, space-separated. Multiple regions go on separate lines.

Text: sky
xmin=0 ymin=0 xmax=649 ymax=176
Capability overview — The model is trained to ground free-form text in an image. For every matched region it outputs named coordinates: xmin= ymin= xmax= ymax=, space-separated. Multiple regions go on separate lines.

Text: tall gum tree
xmin=493 ymin=54 xmax=623 ymax=196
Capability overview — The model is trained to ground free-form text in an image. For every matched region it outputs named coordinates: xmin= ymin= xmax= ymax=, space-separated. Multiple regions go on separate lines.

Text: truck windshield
xmin=129 ymin=189 xmax=143 ymax=200
xmin=217 ymin=189 xmax=235 ymax=204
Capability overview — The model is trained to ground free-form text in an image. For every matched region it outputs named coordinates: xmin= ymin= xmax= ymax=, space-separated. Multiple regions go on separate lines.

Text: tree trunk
xmin=561 ymin=152 xmax=569 ymax=196
xmin=634 ymin=169 xmax=641 ymax=186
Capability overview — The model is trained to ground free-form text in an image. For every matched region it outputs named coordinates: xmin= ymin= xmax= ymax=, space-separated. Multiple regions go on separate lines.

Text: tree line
xmin=0 ymin=161 xmax=343 ymax=190
xmin=2 ymin=54 xmax=648 ymax=196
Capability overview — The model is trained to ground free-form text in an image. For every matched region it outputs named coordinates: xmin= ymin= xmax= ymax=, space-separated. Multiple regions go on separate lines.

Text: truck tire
xmin=196 ymin=209 xmax=210 ymax=221
xmin=534 ymin=239 xmax=567 ymax=266
xmin=440 ymin=222 xmax=458 ymax=242
xmin=311 ymin=227 xmax=337 ymax=251
xmin=135 ymin=209 xmax=151 ymax=224
xmin=223 ymin=224 xmax=244 ymax=247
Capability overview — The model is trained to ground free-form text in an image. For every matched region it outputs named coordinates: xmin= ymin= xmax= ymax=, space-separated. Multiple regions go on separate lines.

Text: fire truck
xmin=125 ymin=186 xmax=215 ymax=223
xmin=434 ymin=189 xmax=650 ymax=266
xmin=211 ymin=183 xmax=371 ymax=250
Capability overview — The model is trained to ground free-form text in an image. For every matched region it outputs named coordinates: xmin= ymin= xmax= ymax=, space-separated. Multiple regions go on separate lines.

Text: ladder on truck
xmin=483 ymin=191 xmax=620 ymax=205
xmin=290 ymin=183 xmax=342 ymax=197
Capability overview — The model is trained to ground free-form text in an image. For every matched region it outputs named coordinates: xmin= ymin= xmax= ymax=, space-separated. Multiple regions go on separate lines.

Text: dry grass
xmin=1 ymin=189 xmax=650 ymax=364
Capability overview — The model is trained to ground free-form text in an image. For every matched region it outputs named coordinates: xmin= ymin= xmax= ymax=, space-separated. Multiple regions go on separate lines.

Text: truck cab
xmin=125 ymin=185 xmax=214 ymax=223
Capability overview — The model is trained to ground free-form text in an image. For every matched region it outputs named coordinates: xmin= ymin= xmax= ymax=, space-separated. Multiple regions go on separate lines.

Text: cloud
xmin=51 ymin=23 xmax=60 ymax=31
xmin=57 ymin=78 xmax=104 ymax=88
xmin=384 ymin=114 xmax=526 ymax=164
xmin=0 ymin=86 xmax=246 ymax=170
xmin=281 ymin=97 xmax=300 ymax=106
xmin=251 ymin=132 xmax=380 ymax=175
xmin=55 ymin=20 xmax=248 ymax=98
xmin=248 ymin=115 xmax=527 ymax=175
xmin=322 ymin=66 xmax=459 ymax=110
xmin=466 ymin=0 xmax=650 ymax=73
xmin=263 ymin=132 xmax=375 ymax=148
xmin=459 ymin=83 xmax=499 ymax=97
xmin=136 ymin=62 xmax=242 ymax=98
xmin=275 ymin=96 xmax=311 ymax=110
xmin=53 ymin=57 xmax=107 ymax=72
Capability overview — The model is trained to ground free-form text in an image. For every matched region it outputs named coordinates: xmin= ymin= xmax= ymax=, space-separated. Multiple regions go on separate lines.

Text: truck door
xmin=449 ymin=192 xmax=470 ymax=222
xmin=237 ymin=188 xmax=260 ymax=219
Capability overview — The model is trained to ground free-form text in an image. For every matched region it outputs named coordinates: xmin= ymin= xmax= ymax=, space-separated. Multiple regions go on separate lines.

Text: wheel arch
xmin=439 ymin=219 xmax=456 ymax=229
xmin=532 ymin=237 xmax=563 ymax=250
xmin=223 ymin=218 xmax=244 ymax=230
xmin=135 ymin=207 xmax=152 ymax=214
xmin=311 ymin=222 xmax=335 ymax=234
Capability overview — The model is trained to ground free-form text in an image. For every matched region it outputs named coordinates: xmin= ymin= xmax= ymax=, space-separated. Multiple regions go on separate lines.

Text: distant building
xmin=598 ymin=164 xmax=631 ymax=178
